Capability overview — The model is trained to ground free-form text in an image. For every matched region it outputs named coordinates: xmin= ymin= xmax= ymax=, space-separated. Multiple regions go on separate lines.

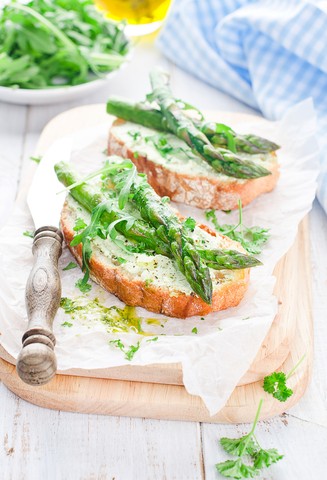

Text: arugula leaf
xmin=205 ymin=202 xmax=270 ymax=255
xmin=63 ymin=261 xmax=78 ymax=271
xmin=0 ymin=0 xmax=129 ymax=89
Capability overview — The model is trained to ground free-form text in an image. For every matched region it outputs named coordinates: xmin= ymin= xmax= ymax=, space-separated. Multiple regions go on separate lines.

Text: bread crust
xmin=108 ymin=119 xmax=279 ymax=210
xmin=61 ymin=202 xmax=250 ymax=318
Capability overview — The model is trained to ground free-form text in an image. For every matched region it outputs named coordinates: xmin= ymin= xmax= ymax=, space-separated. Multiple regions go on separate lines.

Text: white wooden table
xmin=1 ymin=37 xmax=327 ymax=480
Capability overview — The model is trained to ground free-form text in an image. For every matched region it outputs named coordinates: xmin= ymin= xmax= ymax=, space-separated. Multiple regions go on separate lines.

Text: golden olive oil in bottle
xmin=95 ymin=0 xmax=171 ymax=35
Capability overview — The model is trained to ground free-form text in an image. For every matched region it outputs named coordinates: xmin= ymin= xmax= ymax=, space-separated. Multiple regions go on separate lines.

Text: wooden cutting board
xmin=0 ymin=105 xmax=313 ymax=423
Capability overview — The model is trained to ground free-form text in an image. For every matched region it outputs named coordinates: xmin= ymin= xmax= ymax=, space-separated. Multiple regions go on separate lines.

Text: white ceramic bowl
xmin=0 ymin=68 xmax=124 ymax=106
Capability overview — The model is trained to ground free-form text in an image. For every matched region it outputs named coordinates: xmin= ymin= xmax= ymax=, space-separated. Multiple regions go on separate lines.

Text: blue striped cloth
xmin=157 ymin=0 xmax=327 ymax=211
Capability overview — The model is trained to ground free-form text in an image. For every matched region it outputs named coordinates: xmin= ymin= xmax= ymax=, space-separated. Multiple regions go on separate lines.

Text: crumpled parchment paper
xmin=0 ymin=100 xmax=319 ymax=415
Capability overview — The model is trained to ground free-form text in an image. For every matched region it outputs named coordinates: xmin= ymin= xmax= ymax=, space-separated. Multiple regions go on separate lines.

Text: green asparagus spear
xmin=130 ymin=181 xmax=213 ymax=303
xmin=198 ymin=249 xmax=261 ymax=270
xmin=106 ymin=96 xmax=279 ymax=155
xmin=107 ymin=96 xmax=166 ymax=131
xmin=148 ymin=68 xmax=271 ymax=179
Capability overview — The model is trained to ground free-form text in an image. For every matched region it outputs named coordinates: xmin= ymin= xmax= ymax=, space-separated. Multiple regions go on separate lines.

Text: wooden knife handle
xmin=16 ymin=226 xmax=63 ymax=385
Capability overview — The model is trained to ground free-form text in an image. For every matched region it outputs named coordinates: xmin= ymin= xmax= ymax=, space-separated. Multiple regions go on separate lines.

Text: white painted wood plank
xmin=0 ymin=383 xmax=203 ymax=480
xmin=0 ymin=104 xmax=27 ymax=228
xmin=201 ymin=414 xmax=327 ymax=480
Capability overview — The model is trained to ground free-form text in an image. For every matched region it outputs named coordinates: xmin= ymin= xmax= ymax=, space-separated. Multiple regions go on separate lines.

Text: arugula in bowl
xmin=0 ymin=0 xmax=130 ymax=89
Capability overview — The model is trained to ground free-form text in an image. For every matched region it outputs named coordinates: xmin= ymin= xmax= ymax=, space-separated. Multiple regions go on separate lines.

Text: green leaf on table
xmin=252 ymin=448 xmax=284 ymax=469
xmin=216 ymin=459 xmax=259 ymax=479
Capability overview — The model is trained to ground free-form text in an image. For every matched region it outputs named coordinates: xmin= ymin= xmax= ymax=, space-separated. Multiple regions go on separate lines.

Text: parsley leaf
xmin=205 ymin=202 xmax=270 ymax=255
xmin=184 ymin=217 xmax=196 ymax=232
xmin=216 ymin=459 xmax=259 ymax=479
xmin=125 ymin=341 xmax=141 ymax=361
xmin=220 ymin=437 xmax=257 ymax=457
xmin=30 ymin=155 xmax=42 ymax=164
xmin=263 ymin=354 xmax=306 ymax=402
xmin=75 ymin=278 xmax=92 ymax=293
xmin=263 ymin=372 xmax=293 ymax=402
xmin=252 ymin=448 xmax=283 ymax=469
xmin=63 ymin=261 xmax=77 ymax=271
xmin=61 ymin=321 xmax=73 ymax=328
xmin=109 ymin=339 xmax=141 ymax=361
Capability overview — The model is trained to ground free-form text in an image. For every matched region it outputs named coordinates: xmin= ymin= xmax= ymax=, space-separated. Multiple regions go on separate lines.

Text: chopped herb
xmin=109 ymin=338 xmax=125 ymax=352
xmin=109 ymin=338 xmax=141 ymax=361
xmin=191 ymin=327 xmax=198 ymax=334
xmin=30 ymin=155 xmax=42 ymax=164
xmin=73 ymin=218 xmax=87 ymax=232
xmin=60 ymin=297 xmax=76 ymax=313
xmin=263 ymin=354 xmax=306 ymax=402
xmin=146 ymin=336 xmax=158 ymax=342
xmin=145 ymin=279 xmax=153 ymax=287
xmin=61 ymin=321 xmax=73 ymax=327
xmin=23 ymin=230 xmax=34 ymax=238
xmin=216 ymin=399 xmax=283 ymax=479
xmin=75 ymin=278 xmax=92 ymax=293
xmin=184 ymin=217 xmax=196 ymax=232
xmin=161 ymin=196 xmax=170 ymax=204
xmin=200 ymin=317 xmax=205 ymax=321
xmin=63 ymin=261 xmax=77 ymax=271
xmin=134 ymin=152 xmax=140 ymax=159
xmin=205 ymin=201 xmax=270 ymax=255
xmin=125 ymin=341 xmax=141 ymax=361
xmin=128 ymin=130 xmax=141 ymax=141
xmin=115 ymin=256 xmax=127 ymax=264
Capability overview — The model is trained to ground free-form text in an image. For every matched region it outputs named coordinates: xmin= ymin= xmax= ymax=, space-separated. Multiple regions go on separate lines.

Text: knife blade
xmin=16 ymin=136 xmax=73 ymax=386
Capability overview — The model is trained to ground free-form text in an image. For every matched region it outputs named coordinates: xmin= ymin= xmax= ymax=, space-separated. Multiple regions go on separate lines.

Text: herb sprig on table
xmin=0 ymin=0 xmax=129 ymax=89
xmin=216 ymin=399 xmax=283 ymax=479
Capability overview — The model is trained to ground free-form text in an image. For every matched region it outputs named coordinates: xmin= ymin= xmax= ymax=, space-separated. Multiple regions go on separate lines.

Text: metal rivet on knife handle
xmin=16 ymin=226 xmax=63 ymax=385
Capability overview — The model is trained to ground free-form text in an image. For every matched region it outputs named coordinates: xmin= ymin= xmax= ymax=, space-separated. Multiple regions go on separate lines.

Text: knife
xmin=16 ymin=136 xmax=73 ymax=386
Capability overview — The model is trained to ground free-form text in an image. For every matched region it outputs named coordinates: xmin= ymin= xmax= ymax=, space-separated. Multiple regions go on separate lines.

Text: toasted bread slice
xmin=61 ymin=196 xmax=251 ymax=318
xmin=108 ymin=119 xmax=279 ymax=211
